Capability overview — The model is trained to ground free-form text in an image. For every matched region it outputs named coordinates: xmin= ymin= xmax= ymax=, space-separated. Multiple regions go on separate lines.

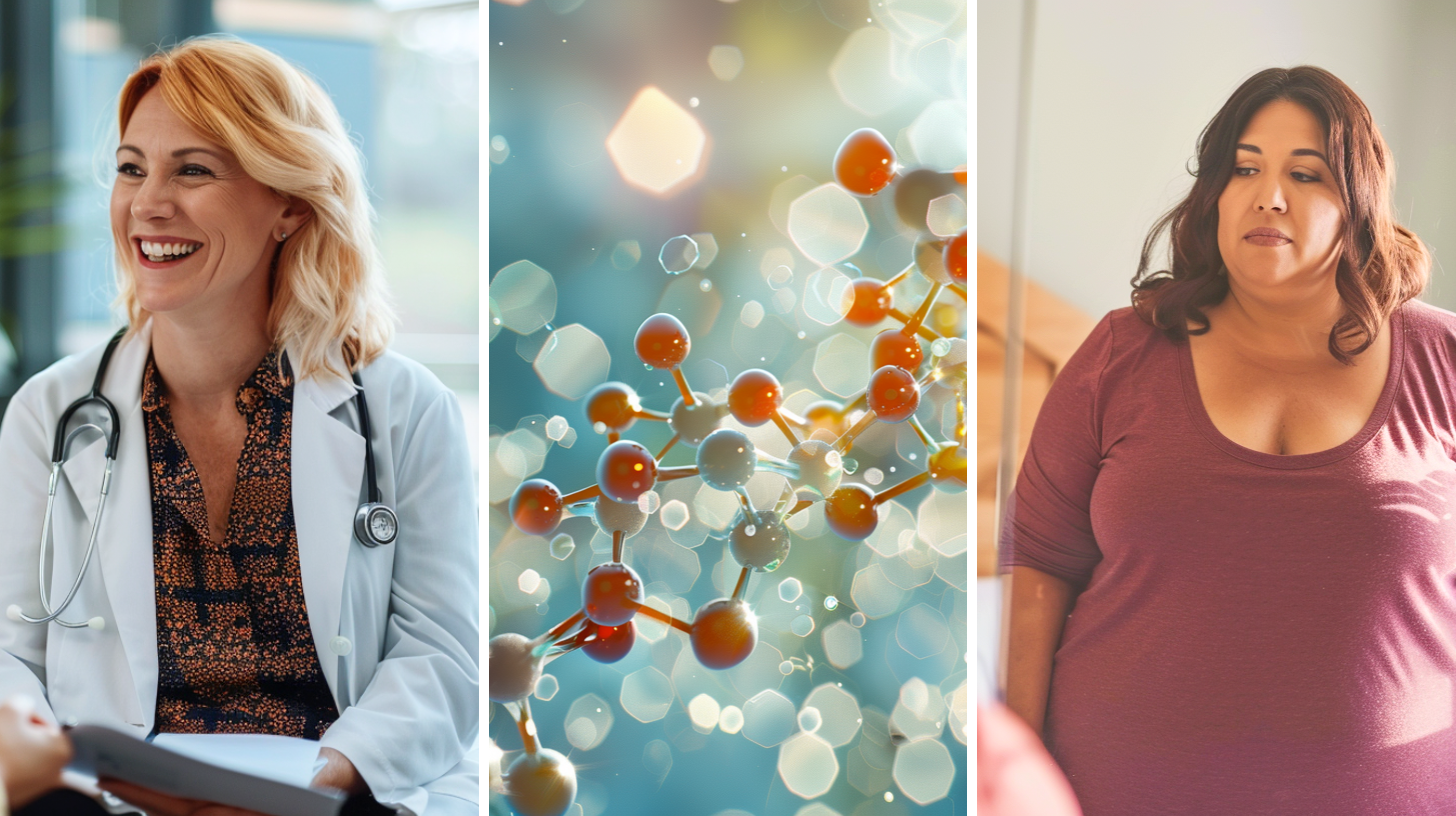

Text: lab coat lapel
xmin=289 ymin=355 xmax=362 ymax=695
xmin=83 ymin=324 xmax=158 ymax=725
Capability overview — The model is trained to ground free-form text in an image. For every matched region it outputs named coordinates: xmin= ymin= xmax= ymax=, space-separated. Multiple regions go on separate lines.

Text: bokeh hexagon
xmin=564 ymin=693 xmax=613 ymax=751
xmin=708 ymin=45 xmax=744 ymax=80
xmin=828 ymin=27 xmax=903 ymax=117
xmin=778 ymin=732 xmax=839 ymax=799
xmin=741 ymin=689 xmax=797 ymax=747
xmin=907 ymin=100 xmax=968 ymax=172
xmin=804 ymin=683 xmax=862 ymax=747
xmin=606 ymin=86 xmax=708 ymax=196
xmin=620 ymin=666 xmax=674 ymax=723
xmin=895 ymin=603 xmax=950 ymax=659
xmin=787 ymin=183 xmax=868 ymax=265
xmin=491 ymin=260 xmax=557 ymax=335
xmin=813 ymin=332 xmax=870 ymax=398
xmin=821 ymin=619 xmax=863 ymax=669
xmin=533 ymin=324 xmax=611 ymax=400
xmin=892 ymin=737 xmax=956 ymax=804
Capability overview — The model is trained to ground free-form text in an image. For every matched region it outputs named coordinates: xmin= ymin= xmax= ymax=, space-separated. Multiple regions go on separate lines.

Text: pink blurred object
xmin=977 ymin=703 xmax=1082 ymax=816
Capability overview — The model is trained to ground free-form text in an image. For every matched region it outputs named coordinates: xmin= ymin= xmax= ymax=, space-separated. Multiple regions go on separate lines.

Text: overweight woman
xmin=0 ymin=38 xmax=477 ymax=814
xmin=1002 ymin=66 xmax=1455 ymax=814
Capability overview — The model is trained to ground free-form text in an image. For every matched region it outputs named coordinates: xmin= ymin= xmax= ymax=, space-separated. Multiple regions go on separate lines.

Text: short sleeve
xmin=997 ymin=312 xmax=1115 ymax=585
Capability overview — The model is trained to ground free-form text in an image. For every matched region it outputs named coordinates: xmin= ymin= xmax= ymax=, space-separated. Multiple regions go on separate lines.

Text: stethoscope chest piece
xmin=355 ymin=503 xmax=397 ymax=547
xmin=349 ymin=368 xmax=396 ymax=547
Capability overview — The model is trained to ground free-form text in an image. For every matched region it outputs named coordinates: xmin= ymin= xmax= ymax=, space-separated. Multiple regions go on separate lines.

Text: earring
xmin=278 ymin=232 xmax=289 ymax=242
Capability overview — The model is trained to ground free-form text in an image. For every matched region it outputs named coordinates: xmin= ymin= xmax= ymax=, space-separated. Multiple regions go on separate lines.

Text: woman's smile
xmin=133 ymin=236 xmax=204 ymax=268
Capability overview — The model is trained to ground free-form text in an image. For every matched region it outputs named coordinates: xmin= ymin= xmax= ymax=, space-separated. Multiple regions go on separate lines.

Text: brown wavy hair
xmin=1130 ymin=66 xmax=1429 ymax=363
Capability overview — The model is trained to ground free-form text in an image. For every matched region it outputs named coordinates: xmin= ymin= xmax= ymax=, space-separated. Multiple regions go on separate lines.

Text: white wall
xmin=978 ymin=0 xmax=1456 ymax=318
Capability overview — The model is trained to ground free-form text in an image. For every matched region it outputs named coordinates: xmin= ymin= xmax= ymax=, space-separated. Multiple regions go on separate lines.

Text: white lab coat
xmin=0 ymin=321 xmax=479 ymax=815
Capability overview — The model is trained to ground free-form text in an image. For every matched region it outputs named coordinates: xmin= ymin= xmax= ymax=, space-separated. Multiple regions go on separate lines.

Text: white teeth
xmin=139 ymin=240 xmax=201 ymax=261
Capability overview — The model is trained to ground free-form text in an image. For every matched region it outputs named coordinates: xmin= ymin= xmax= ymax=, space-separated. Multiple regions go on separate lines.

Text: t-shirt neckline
xmin=1175 ymin=306 xmax=1406 ymax=470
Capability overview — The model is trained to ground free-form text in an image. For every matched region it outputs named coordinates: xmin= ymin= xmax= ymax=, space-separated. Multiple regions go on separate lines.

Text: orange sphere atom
xmin=833 ymin=128 xmax=897 ymax=196
xmin=634 ymin=313 xmax=691 ymax=369
xmin=943 ymin=229 xmax=967 ymax=286
xmin=825 ymin=484 xmax=878 ymax=541
xmin=870 ymin=328 xmax=923 ymax=372
xmin=510 ymin=479 xmax=564 ymax=536
xmin=867 ymin=365 xmax=920 ymax=424
xmin=585 ymin=382 xmax=638 ymax=433
xmin=690 ymin=599 xmax=758 ymax=669
xmin=596 ymin=441 xmax=658 ymax=505
xmin=844 ymin=277 xmax=892 ymax=327
xmin=728 ymin=369 xmax=783 ymax=427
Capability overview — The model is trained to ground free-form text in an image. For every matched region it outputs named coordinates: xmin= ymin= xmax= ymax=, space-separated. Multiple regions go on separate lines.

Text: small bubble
xmin=719 ymin=705 xmax=745 ymax=734
xmin=884 ymin=792 xmax=894 ymax=803
xmin=637 ymin=490 xmax=661 ymax=514
xmin=797 ymin=331 xmax=806 ymax=340
xmin=549 ymin=534 xmax=575 ymax=560
xmin=797 ymin=706 xmax=822 ymax=733
xmin=660 ymin=500 xmax=690 ymax=530
xmin=778 ymin=577 xmax=803 ymax=603
xmin=781 ymin=165 xmax=788 ymax=171
xmin=593 ymin=421 xmax=608 ymax=435
xmin=931 ymin=338 xmax=952 ymax=357
xmin=842 ymin=457 xmax=859 ymax=474
xmin=689 ymin=97 xmax=700 ymax=107
xmin=824 ymin=595 xmax=839 ymax=610
xmin=659 ymin=235 xmax=700 ymax=275
xmin=865 ymin=467 xmax=884 ymax=485
xmin=700 ymin=279 xmax=713 ymax=292
xmin=545 ymin=415 xmax=569 ymax=441
xmin=851 ymin=612 xmax=866 ymax=627
xmin=745 ymin=524 xmax=757 ymax=536
xmin=778 ymin=660 xmax=794 ymax=675
xmin=908 ymin=453 xmax=917 ymax=461
xmin=534 ymin=674 xmax=560 ymax=701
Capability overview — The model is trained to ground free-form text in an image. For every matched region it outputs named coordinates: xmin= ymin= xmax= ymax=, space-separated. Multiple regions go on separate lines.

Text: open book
xmin=67 ymin=725 xmax=347 ymax=816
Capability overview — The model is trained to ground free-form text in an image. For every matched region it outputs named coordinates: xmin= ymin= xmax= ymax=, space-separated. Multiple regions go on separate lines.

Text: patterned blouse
xmin=143 ymin=349 xmax=338 ymax=738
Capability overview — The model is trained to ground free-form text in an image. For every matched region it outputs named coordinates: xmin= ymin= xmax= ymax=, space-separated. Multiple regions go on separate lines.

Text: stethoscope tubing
xmin=9 ymin=329 xmax=394 ymax=632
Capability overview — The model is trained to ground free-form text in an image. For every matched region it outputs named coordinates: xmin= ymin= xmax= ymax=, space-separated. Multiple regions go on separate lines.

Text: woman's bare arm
xmin=1004 ymin=565 xmax=1078 ymax=740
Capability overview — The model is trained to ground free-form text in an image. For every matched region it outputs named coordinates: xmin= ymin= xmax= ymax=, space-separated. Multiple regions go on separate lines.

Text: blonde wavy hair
xmin=114 ymin=35 xmax=394 ymax=380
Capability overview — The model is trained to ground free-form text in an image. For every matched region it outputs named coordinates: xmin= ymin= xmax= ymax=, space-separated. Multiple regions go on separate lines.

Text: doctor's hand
xmin=311 ymin=747 xmax=367 ymax=795
xmin=98 ymin=747 xmax=370 ymax=816
xmin=96 ymin=779 xmax=274 ymax=816
xmin=0 ymin=696 xmax=71 ymax=808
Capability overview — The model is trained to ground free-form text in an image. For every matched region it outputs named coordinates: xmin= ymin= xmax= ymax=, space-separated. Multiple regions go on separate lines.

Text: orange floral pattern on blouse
xmin=143 ymin=350 xmax=338 ymax=738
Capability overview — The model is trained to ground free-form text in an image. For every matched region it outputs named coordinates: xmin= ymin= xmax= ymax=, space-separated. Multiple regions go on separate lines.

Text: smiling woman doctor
xmin=0 ymin=38 xmax=478 ymax=815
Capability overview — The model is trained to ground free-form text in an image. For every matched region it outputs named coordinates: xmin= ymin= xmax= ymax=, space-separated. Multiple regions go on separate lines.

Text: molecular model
xmin=488 ymin=127 xmax=968 ymax=816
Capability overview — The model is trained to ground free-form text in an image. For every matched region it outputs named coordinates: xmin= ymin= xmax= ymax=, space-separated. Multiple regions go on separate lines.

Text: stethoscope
xmin=6 ymin=328 xmax=398 ymax=631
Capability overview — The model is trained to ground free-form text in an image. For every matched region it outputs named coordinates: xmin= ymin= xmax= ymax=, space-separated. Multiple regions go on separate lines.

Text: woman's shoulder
xmin=1395 ymin=299 xmax=1456 ymax=367
xmin=1063 ymin=305 xmax=1169 ymax=379
xmin=1399 ymin=298 xmax=1456 ymax=339
xmin=352 ymin=349 xmax=458 ymax=421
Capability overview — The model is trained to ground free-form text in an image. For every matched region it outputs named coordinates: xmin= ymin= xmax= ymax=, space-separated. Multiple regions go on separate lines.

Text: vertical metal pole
xmin=995 ymin=0 xmax=1038 ymax=698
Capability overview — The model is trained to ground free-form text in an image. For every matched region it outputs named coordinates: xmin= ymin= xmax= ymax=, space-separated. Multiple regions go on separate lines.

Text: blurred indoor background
xmin=488 ymin=1 xmax=967 ymax=815
xmin=0 ymin=0 xmax=479 ymax=468
xmin=977 ymin=0 xmax=1456 ymax=700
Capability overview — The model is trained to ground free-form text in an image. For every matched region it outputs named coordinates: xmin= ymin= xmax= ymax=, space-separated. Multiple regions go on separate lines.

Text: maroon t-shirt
xmin=1002 ymin=301 xmax=1456 ymax=815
